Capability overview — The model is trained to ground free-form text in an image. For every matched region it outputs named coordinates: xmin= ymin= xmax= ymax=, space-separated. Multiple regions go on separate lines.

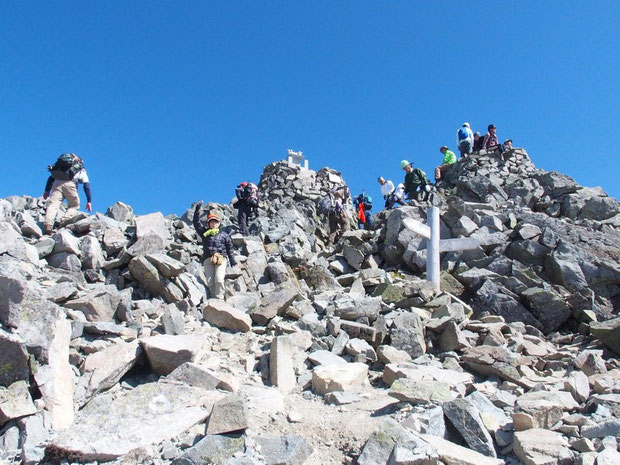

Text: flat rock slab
xmin=46 ymin=381 xmax=224 ymax=462
xmin=420 ymin=434 xmax=505 ymax=465
xmin=389 ymin=378 xmax=453 ymax=404
xmin=203 ymin=299 xmax=252 ymax=333
xmin=0 ymin=381 xmax=37 ymax=423
xmin=312 ymin=363 xmax=369 ymax=395
xmin=254 ymin=435 xmax=313 ymax=465
xmin=142 ymin=334 xmax=208 ymax=375
xmin=513 ymin=429 xmax=572 ymax=465
xmin=171 ymin=434 xmax=244 ymax=465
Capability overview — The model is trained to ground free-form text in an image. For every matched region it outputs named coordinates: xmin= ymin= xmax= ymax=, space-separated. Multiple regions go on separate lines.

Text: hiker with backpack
xmin=401 ymin=160 xmax=431 ymax=202
xmin=235 ymin=182 xmax=259 ymax=236
xmin=43 ymin=153 xmax=92 ymax=235
xmin=434 ymin=146 xmax=457 ymax=183
xmin=353 ymin=192 xmax=374 ymax=230
xmin=456 ymin=122 xmax=474 ymax=158
xmin=193 ymin=202 xmax=237 ymax=300
xmin=318 ymin=192 xmax=348 ymax=245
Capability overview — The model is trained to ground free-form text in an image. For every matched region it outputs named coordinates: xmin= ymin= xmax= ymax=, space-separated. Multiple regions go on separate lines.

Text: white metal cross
xmin=403 ymin=206 xmax=480 ymax=292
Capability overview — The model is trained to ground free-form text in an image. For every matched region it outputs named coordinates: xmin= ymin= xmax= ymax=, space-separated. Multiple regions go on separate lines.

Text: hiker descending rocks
xmin=43 ymin=153 xmax=92 ymax=235
xmin=193 ymin=202 xmax=237 ymax=299
xmin=353 ymin=192 xmax=373 ymax=230
xmin=482 ymin=123 xmax=503 ymax=152
xmin=434 ymin=146 xmax=457 ymax=183
xmin=473 ymin=131 xmax=484 ymax=152
xmin=456 ymin=122 xmax=474 ymax=158
xmin=378 ymin=177 xmax=405 ymax=210
xmin=401 ymin=160 xmax=431 ymax=202
xmin=235 ymin=182 xmax=259 ymax=236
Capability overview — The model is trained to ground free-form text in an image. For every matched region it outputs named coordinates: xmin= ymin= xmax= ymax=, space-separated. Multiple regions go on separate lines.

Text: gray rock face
xmin=389 ymin=313 xmax=426 ymax=358
xmin=513 ymin=429 xmax=572 ymax=465
xmin=171 ymin=435 xmax=245 ymax=465
xmin=0 ymin=330 xmax=30 ymax=387
xmin=254 ymin=435 xmax=314 ymax=465
xmin=47 ymin=382 xmax=224 ymax=461
xmin=74 ymin=340 xmax=141 ymax=405
xmin=135 ymin=212 xmax=170 ymax=242
xmin=205 ymin=395 xmax=248 ymax=434
xmin=105 ymin=201 xmax=134 ymax=223
xmin=250 ymin=285 xmax=299 ymax=325
xmin=442 ymin=398 xmax=496 ymax=457
xmin=168 ymin=362 xmax=221 ymax=390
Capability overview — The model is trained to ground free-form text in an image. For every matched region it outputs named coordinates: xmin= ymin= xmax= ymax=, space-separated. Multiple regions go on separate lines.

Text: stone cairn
xmin=0 ymin=147 xmax=619 ymax=465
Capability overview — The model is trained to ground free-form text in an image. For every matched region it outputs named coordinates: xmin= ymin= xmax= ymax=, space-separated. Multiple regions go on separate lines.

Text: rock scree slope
xmin=0 ymin=146 xmax=619 ymax=465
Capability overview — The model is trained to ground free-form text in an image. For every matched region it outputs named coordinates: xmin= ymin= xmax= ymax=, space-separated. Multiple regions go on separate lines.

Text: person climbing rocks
xmin=401 ymin=160 xmax=431 ymax=202
xmin=193 ymin=202 xmax=237 ymax=300
xmin=473 ymin=132 xmax=484 ymax=152
xmin=378 ymin=176 xmax=404 ymax=209
xmin=482 ymin=124 xmax=503 ymax=153
xmin=326 ymin=196 xmax=348 ymax=245
xmin=386 ymin=183 xmax=406 ymax=209
xmin=43 ymin=153 xmax=92 ymax=235
xmin=353 ymin=192 xmax=373 ymax=230
xmin=456 ymin=122 xmax=474 ymax=158
xmin=434 ymin=146 xmax=457 ymax=183
xmin=235 ymin=182 xmax=259 ymax=236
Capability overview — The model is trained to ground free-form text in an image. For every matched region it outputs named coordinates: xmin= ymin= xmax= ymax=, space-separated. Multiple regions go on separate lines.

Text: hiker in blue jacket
xmin=456 ymin=122 xmax=474 ymax=158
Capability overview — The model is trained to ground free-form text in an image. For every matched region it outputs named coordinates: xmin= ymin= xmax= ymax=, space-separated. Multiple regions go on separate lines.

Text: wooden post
xmin=426 ymin=206 xmax=441 ymax=292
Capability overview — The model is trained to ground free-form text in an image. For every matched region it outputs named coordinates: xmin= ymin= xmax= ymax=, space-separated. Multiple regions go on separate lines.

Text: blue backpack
xmin=458 ymin=127 xmax=469 ymax=142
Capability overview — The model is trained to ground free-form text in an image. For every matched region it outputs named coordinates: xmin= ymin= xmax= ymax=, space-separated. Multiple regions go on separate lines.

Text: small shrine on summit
xmin=286 ymin=149 xmax=309 ymax=170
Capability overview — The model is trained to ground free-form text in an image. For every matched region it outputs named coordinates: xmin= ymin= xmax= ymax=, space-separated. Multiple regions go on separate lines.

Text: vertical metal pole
xmin=426 ymin=206 xmax=441 ymax=292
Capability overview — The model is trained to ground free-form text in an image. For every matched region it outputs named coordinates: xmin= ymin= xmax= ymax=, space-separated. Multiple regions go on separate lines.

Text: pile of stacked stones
xmin=0 ymin=148 xmax=619 ymax=465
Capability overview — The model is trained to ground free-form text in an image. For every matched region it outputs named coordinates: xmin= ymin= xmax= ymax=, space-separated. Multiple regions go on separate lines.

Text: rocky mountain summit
xmin=1 ymin=146 xmax=619 ymax=465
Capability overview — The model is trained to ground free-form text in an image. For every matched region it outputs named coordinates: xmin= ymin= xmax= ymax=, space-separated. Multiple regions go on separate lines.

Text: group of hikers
xmin=41 ymin=122 xmax=511 ymax=299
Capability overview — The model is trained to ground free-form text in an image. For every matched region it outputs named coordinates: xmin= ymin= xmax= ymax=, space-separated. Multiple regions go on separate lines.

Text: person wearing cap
xmin=434 ymin=146 xmax=457 ymax=183
xmin=456 ymin=122 xmax=474 ymax=158
xmin=482 ymin=124 xmax=501 ymax=152
xmin=193 ymin=201 xmax=237 ymax=300
xmin=503 ymin=139 xmax=513 ymax=151
xmin=401 ymin=160 xmax=431 ymax=202
xmin=473 ymin=132 xmax=484 ymax=152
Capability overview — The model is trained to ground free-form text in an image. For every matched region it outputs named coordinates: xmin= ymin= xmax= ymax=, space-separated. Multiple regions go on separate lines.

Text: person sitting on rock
xmin=434 ymin=146 xmax=457 ymax=183
xmin=503 ymin=139 xmax=513 ymax=151
xmin=456 ymin=122 xmax=474 ymax=158
xmin=473 ymin=132 xmax=484 ymax=152
xmin=43 ymin=153 xmax=92 ymax=235
xmin=353 ymin=192 xmax=374 ymax=230
xmin=482 ymin=124 xmax=503 ymax=153
xmin=193 ymin=202 xmax=237 ymax=300
xmin=401 ymin=160 xmax=431 ymax=202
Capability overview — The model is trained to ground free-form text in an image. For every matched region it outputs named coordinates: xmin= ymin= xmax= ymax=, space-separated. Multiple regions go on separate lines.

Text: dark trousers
xmin=238 ymin=203 xmax=250 ymax=236
xmin=385 ymin=195 xmax=405 ymax=209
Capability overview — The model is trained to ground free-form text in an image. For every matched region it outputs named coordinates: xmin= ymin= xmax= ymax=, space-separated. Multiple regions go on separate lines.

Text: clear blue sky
xmin=1 ymin=2 xmax=618 ymax=215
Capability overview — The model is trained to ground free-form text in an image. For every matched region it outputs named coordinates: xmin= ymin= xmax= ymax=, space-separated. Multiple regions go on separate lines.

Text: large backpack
xmin=244 ymin=182 xmax=259 ymax=207
xmin=48 ymin=153 xmax=83 ymax=181
xmin=318 ymin=195 xmax=336 ymax=215
xmin=457 ymin=127 xmax=469 ymax=142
